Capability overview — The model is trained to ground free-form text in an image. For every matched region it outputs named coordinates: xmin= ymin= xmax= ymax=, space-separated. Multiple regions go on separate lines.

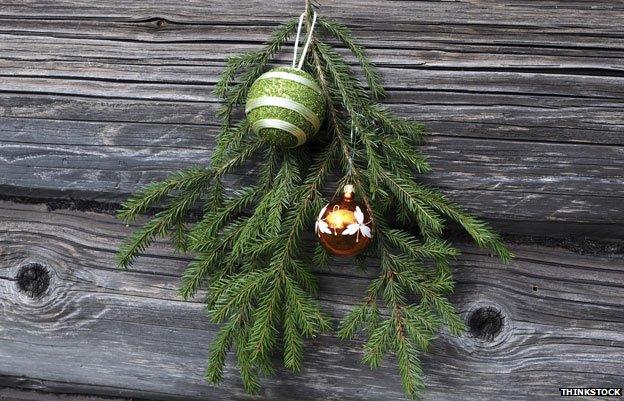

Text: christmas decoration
xmin=117 ymin=3 xmax=511 ymax=400
xmin=246 ymin=67 xmax=326 ymax=147
xmin=316 ymin=184 xmax=372 ymax=257
xmin=246 ymin=13 xmax=326 ymax=147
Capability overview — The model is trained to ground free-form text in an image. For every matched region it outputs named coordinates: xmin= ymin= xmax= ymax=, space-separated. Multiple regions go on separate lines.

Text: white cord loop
xmin=347 ymin=124 xmax=356 ymax=177
xmin=292 ymin=11 xmax=318 ymax=70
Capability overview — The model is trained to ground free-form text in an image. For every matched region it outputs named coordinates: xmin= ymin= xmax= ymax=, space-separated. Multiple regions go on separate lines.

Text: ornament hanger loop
xmin=292 ymin=11 xmax=318 ymax=70
xmin=347 ymin=124 xmax=357 ymax=178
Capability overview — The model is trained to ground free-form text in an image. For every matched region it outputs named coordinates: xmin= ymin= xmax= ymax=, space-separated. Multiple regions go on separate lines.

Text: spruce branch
xmin=117 ymin=9 xmax=511 ymax=401
xmin=318 ymin=17 xmax=386 ymax=99
xmin=117 ymin=167 xmax=212 ymax=223
xmin=214 ymin=18 xmax=298 ymax=103
xmin=117 ymin=182 xmax=206 ymax=268
xmin=116 ymin=138 xmax=264 ymax=268
xmin=181 ymin=215 xmax=256 ymax=300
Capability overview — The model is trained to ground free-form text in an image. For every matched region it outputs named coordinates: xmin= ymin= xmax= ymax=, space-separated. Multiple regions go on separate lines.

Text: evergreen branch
xmin=282 ymin=273 xmax=331 ymax=371
xmin=315 ymin=40 xmax=369 ymax=115
xmin=205 ymin=319 xmax=236 ymax=384
xmin=117 ymin=139 xmax=265 ymax=269
xmin=362 ymin=317 xmax=393 ymax=369
xmin=357 ymin=126 xmax=384 ymax=191
xmin=117 ymin=182 xmax=206 ymax=268
xmin=423 ymin=285 xmax=467 ymax=336
xmin=233 ymin=314 xmax=262 ymax=393
xmin=117 ymin=167 xmax=212 ymax=223
xmin=117 ymin=12 xmax=511 ymax=401
xmin=219 ymin=19 xmax=298 ymax=111
xmin=213 ymin=137 xmax=267 ymax=180
xmin=180 ymin=217 xmax=248 ymax=300
xmin=209 ymin=17 xmax=297 ymax=210
xmin=404 ymin=181 xmax=512 ymax=261
xmin=189 ymin=185 xmax=262 ymax=248
xmin=283 ymin=273 xmax=330 ymax=336
xmin=313 ymin=243 xmax=331 ymax=269
xmin=395 ymin=328 xmax=425 ymax=398
xmin=209 ymin=270 xmax=273 ymax=323
xmin=384 ymin=228 xmax=460 ymax=261
xmin=283 ymin=302 xmax=305 ymax=372
xmin=230 ymin=151 xmax=298 ymax=259
xmin=318 ymin=17 xmax=386 ymax=99
xmin=210 ymin=120 xmax=251 ymax=171
xmin=311 ymin=39 xmax=374 ymax=215
xmin=381 ymin=136 xmax=431 ymax=174
xmin=312 ymin=35 xmax=460 ymax=398
xmin=337 ymin=303 xmax=369 ymax=340
xmin=171 ymin=221 xmax=189 ymax=252
xmin=247 ymin=277 xmax=282 ymax=366
xmin=364 ymin=103 xmax=427 ymax=143
xmin=380 ymin=170 xmax=444 ymax=238
xmin=215 ymin=18 xmax=298 ymax=101
xmin=242 ymin=148 xmax=335 ymax=372
xmin=278 ymin=140 xmax=339 ymax=264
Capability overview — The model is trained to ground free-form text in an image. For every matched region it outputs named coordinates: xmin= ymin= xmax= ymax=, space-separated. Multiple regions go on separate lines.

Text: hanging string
xmin=292 ymin=11 xmax=318 ymax=70
xmin=347 ymin=123 xmax=356 ymax=179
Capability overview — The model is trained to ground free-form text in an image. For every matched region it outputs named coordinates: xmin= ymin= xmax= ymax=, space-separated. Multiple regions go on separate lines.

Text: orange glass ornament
xmin=315 ymin=185 xmax=373 ymax=257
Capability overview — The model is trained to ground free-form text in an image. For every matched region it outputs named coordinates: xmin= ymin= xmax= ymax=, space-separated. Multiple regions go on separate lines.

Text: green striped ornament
xmin=246 ymin=67 xmax=326 ymax=148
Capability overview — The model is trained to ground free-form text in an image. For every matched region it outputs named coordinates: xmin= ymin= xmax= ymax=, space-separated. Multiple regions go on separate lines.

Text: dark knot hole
xmin=468 ymin=306 xmax=504 ymax=342
xmin=16 ymin=263 xmax=51 ymax=298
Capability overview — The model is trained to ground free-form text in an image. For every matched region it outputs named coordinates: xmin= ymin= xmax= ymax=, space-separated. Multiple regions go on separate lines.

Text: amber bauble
xmin=315 ymin=185 xmax=373 ymax=257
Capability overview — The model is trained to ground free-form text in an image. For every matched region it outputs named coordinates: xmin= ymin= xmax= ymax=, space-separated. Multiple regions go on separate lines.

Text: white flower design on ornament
xmin=315 ymin=205 xmax=331 ymax=236
xmin=342 ymin=206 xmax=372 ymax=242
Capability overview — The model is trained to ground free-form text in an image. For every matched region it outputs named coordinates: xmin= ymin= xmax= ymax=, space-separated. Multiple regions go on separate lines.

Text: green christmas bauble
xmin=246 ymin=67 xmax=326 ymax=148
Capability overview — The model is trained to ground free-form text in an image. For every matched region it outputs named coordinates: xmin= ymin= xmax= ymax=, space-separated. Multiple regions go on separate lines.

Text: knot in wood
xmin=156 ymin=19 xmax=168 ymax=28
xmin=468 ymin=306 xmax=504 ymax=342
xmin=16 ymin=262 xmax=50 ymax=298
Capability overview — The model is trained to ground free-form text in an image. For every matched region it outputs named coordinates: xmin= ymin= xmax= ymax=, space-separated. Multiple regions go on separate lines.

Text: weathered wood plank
xmin=1 ymin=0 xmax=623 ymax=28
xmin=0 ymin=111 xmax=622 ymax=234
xmin=0 ymin=1 xmax=623 ymax=234
xmin=1 ymin=2 xmax=623 ymax=400
xmin=0 ymin=201 xmax=623 ymax=400
xmin=1 ymin=14 xmax=623 ymax=53
xmin=2 ymin=93 xmax=622 ymax=145
xmin=0 ymin=388 xmax=127 ymax=401
xmin=2 ymin=32 xmax=624 ymax=72
xmin=0 ymin=95 xmax=622 ymax=227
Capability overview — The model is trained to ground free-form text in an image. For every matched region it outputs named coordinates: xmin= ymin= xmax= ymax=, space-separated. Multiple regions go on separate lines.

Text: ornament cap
xmin=343 ymin=184 xmax=355 ymax=201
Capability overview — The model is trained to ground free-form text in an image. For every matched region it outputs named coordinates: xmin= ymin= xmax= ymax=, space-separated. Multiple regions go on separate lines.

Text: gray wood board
xmin=0 ymin=388 xmax=128 ymax=401
xmin=0 ymin=0 xmax=623 ymax=234
xmin=0 ymin=201 xmax=623 ymax=401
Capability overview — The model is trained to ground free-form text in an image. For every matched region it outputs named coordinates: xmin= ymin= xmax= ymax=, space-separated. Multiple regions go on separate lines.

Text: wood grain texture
xmin=1 ymin=1 xmax=624 ymax=400
xmin=0 ymin=388 xmax=128 ymax=401
xmin=0 ymin=201 xmax=623 ymax=401
xmin=0 ymin=0 xmax=622 ymax=234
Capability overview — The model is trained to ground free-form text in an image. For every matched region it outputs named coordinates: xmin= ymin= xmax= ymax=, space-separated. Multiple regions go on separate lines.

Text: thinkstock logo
xmin=560 ymin=387 xmax=622 ymax=397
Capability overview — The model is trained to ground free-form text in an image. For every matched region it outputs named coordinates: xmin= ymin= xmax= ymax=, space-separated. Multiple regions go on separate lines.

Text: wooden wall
xmin=0 ymin=1 xmax=622 ymax=400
